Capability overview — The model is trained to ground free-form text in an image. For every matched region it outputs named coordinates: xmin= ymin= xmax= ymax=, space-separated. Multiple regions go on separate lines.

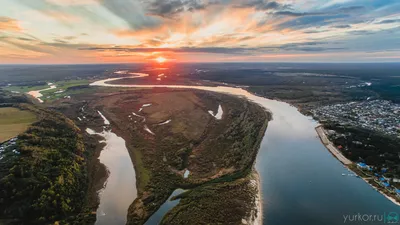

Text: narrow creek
xmin=144 ymin=189 xmax=185 ymax=225
xmin=86 ymin=111 xmax=137 ymax=225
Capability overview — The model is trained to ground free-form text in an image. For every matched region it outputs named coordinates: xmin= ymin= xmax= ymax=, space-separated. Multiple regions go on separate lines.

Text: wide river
xmin=90 ymin=77 xmax=399 ymax=225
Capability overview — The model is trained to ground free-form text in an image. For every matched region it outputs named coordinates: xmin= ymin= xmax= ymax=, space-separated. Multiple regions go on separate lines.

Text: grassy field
xmin=4 ymin=84 xmax=50 ymax=93
xmin=41 ymin=80 xmax=91 ymax=101
xmin=42 ymin=80 xmax=90 ymax=94
xmin=0 ymin=107 xmax=36 ymax=142
xmin=3 ymin=79 xmax=92 ymax=102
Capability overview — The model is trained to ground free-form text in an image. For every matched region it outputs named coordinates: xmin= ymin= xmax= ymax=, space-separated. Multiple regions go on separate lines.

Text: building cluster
xmin=357 ymin=162 xmax=400 ymax=198
xmin=312 ymin=100 xmax=400 ymax=137
xmin=0 ymin=137 xmax=20 ymax=160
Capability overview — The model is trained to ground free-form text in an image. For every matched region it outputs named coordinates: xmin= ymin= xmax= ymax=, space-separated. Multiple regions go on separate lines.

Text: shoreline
xmin=315 ymin=125 xmax=400 ymax=207
xmin=315 ymin=125 xmax=352 ymax=165
xmin=27 ymin=83 xmax=57 ymax=103
xmin=253 ymin=170 xmax=263 ymax=225
xmin=360 ymin=176 xmax=400 ymax=207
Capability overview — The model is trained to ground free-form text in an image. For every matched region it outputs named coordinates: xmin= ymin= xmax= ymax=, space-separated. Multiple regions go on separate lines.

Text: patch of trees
xmin=365 ymin=83 xmax=400 ymax=103
xmin=0 ymin=104 xmax=90 ymax=224
xmin=325 ymin=123 xmax=400 ymax=176
xmin=161 ymin=174 xmax=257 ymax=225
xmin=66 ymin=85 xmax=90 ymax=91
xmin=0 ymin=90 xmax=29 ymax=104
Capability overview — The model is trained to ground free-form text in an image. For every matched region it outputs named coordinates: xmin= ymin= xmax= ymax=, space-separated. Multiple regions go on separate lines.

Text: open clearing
xmin=0 ymin=107 xmax=36 ymax=142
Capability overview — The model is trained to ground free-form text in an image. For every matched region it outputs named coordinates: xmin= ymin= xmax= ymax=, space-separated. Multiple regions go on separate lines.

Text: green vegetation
xmin=78 ymin=89 xmax=269 ymax=224
xmin=161 ymin=173 xmax=258 ymax=225
xmin=324 ymin=123 xmax=400 ymax=176
xmin=0 ymin=104 xmax=95 ymax=224
xmin=38 ymin=80 xmax=91 ymax=102
xmin=3 ymin=84 xmax=50 ymax=93
xmin=0 ymin=90 xmax=30 ymax=105
xmin=3 ymin=79 xmax=92 ymax=102
xmin=365 ymin=83 xmax=400 ymax=103
xmin=0 ymin=107 xmax=37 ymax=142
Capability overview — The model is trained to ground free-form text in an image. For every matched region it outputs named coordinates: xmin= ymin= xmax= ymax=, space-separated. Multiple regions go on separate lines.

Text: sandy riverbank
xmin=315 ymin=125 xmax=352 ymax=165
xmin=27 ymin=83 xmax=57 ymax=103
xmin=253 ymin=170 xmax=263 ymax=225
xmin=245 ymin=170 xmax=263 ymax=225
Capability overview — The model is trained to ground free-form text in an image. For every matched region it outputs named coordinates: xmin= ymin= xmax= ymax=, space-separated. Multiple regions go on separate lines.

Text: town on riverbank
xmin=315 ymin=125 xmax=400 ymax=206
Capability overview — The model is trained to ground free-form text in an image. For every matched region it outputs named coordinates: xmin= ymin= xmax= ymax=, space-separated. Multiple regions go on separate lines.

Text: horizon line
xmin=1 ymin=61 xmax=400 ymax=66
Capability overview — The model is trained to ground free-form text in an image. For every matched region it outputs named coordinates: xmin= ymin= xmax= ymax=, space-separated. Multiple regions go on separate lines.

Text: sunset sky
xmin=1 ymin=0 xmax=400 ymax=64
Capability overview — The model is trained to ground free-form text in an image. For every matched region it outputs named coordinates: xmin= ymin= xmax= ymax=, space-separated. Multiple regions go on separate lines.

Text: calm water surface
xmin=144 ymin=189 xmax=185 ymax=225
xmin=86 ymin=126 xmax=137 ymax=224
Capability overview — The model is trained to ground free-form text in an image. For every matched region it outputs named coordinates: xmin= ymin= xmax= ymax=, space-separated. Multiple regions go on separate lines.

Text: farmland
xmin=0 ymin=107 xmax=37 ymax=142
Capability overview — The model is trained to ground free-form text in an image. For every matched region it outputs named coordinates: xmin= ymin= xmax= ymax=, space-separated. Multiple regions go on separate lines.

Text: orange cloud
xmin=0 ymin=17 xmax=22 ymax=32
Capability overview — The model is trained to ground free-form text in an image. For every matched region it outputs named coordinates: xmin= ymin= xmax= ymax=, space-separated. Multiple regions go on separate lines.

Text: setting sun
xmin=155 ymin=57 xmax=166 ymax=63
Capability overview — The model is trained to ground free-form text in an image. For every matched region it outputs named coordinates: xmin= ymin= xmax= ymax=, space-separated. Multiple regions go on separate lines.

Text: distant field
xmin=0 ymin=107 xmax=36 ymax=142
xmin=3 ymin=79 xmax=92 ymax=102
xmin=41 ymin=80 xmax=91 ymax=100
xmin=42 ymin=80 xmax=90 ymax=94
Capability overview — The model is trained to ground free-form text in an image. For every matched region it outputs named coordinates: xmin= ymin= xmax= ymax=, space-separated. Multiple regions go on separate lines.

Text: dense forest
xmin=0 ymin=90 xmax=30 ymax=105
xmin=0 ymin=103 xmax=94 ymax=224
xmin=161 ymin=173 xmax=259 ymax=225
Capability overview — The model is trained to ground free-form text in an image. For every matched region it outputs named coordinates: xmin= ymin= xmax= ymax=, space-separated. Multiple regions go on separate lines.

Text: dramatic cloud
xmin=98 ymin=0 xmax=161 ymax=30
xmin=274 ymin=11 xmax=326 ymax=17
xmin=274 ymin=5 xmax=364 ymax=17
xmin=279 ymin=41 xmax=345 ymax=52
xmin=377 ymin=19 xmax=400 ymax=24
xmin=273 ymin=5 xmax=366 ymax=31
xmin=146 ymin=0 xmax=211 ymax=17
xmin=1 ymin=0 xmax=399 ymax=63
xmin=0 ymin=17 xmax=21 ymax=32
xmin=80 ymin=46 xmax=258 ymax=54
xmin=333 ymin=25 xmax=351 ymax=28
xmin=235 ymin=0 xmax=288 ymax=11
xmin=79 ymin=41 xmax=344 ymax=54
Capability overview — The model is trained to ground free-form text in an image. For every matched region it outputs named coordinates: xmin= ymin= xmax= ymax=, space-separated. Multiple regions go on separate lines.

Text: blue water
xmin=255 ymin=101 xmax=399 ymax=225
xmin=144 ymin=189 xmax=185 ymax=225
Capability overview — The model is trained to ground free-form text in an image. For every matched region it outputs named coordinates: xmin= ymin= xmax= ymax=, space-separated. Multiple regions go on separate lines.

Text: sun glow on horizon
xmin=155 ymin=56 xmax=167 ymax=63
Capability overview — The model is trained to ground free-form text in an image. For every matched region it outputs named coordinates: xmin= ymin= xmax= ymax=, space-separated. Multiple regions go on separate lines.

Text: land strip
xmin=315 ymin=125 xmax=352 ymax=165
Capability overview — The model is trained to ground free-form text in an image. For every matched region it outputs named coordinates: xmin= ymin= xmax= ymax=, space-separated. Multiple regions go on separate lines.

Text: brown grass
xmin=0 ymin=107 xmax=36 ymax=142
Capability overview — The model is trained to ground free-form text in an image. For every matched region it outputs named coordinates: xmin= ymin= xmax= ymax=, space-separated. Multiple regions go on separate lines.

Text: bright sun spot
xmin=155 ymin=56 xmax=166 ymax=63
